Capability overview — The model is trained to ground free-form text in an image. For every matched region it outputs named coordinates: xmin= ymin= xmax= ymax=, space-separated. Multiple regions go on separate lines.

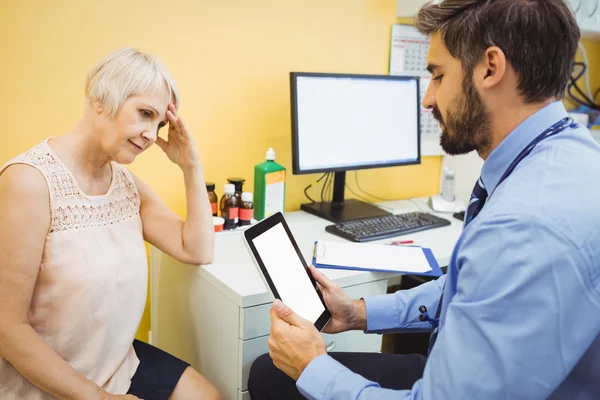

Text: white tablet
xmin=244 ymin=212 xmax=331 ymax=331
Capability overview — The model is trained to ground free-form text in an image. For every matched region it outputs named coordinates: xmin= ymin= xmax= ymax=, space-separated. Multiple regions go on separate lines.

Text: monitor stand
xmin=300 ymin=171 xmax=391 ymax=223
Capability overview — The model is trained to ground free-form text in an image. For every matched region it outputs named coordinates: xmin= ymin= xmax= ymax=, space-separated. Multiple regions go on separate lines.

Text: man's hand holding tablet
xmin=244 ymin=212 xmax=368 ymax=380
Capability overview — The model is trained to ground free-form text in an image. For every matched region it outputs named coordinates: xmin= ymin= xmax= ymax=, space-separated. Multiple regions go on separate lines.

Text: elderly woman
xmin=0 ymin=48 xmax=221 ymax=400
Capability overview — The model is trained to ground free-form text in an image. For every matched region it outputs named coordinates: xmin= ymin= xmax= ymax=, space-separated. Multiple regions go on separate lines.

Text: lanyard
xmin=419 ymin=116 xmax=576 ymax=328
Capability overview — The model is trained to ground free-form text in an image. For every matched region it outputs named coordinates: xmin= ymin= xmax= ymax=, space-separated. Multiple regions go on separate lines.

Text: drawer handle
xmin=327 ymin=341 xmax=337 ymax=352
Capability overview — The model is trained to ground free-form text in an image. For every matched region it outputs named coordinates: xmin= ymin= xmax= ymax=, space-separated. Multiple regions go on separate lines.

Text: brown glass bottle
xmin=227 ymin=177 xmax=245 ymax=205
xmin=220 ymin=184 xmax=239 ymax=230
xmin=239 ymin=192 xmax=254 ymax=226
xmin=206 ymin=182 xmax=218 ymax=217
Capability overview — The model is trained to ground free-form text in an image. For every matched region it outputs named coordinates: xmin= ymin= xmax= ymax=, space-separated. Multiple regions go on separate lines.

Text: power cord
xmin=344 ymin=182 xmax=395 ymax=213
xmin=353 ymin=171 xmax=430 ymax=213
xmin=578 ymin=42 xmax=594 ymax=100
xmin=568 ymin=62 xmax=599 ymax=110
xmin=303 ymin=173 xmax=328 ymax=203
xmin=328 ymin=172 xmax=335 ymax=202
xmin=321 ymin=173 xmax=330 ymax=203
xmin=344 ymin=183 xmax=373 ymax=203
xmin=569 ymin=77 xmax=599 ymax=109
xmin=353 ymin=171 xmax=394 ymax=202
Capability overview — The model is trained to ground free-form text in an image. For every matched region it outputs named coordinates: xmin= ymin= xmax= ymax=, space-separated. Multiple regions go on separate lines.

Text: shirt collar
xmin=480 ymin=101 xmax=568 ymax=195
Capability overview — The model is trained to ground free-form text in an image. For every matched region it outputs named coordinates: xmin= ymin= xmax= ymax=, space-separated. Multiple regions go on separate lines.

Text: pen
xmin=390 ymin=240 xmax=414 ymax=245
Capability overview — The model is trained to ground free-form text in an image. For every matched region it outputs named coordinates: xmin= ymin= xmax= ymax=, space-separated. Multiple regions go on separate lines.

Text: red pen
xmin=390 ymin=240 xmax=414 ymax=245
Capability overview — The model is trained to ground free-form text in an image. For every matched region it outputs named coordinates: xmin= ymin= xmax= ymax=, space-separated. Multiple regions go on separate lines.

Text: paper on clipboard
xmin=314 ymin=240 xmax=434 ymax=274
xmin=389 ymin=24 xmax=444 ymax=156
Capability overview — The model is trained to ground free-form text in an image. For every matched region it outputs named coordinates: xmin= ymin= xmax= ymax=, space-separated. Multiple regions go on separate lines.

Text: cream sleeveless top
xmin=0 ymin=139 xmax=148 ymax=398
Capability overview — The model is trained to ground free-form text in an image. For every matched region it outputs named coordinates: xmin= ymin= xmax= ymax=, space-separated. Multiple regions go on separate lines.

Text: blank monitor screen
xmin=291 ymin=73 xmax=420 ymax=174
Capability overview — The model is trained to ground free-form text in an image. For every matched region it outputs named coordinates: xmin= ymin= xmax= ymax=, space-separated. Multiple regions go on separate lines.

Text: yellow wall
xmin=1 ymin=2 xmax=598 ymax=343
xmin=0 ymin=1 xmax=442 ymax=343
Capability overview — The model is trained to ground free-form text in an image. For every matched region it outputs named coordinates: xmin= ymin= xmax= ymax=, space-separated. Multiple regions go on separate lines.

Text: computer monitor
xmin=290 ymin=72 xmax=421 ymax=223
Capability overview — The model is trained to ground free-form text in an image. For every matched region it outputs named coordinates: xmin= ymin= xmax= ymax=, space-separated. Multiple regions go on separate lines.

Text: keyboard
xmin=325 ymin=212 xmax=452 ymax=242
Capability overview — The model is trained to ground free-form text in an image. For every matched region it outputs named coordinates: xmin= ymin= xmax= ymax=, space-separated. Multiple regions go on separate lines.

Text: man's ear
xmin=478 ymin=46 xmax=507 ymax=90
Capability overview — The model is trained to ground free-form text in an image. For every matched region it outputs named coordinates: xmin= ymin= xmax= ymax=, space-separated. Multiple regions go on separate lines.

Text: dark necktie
xmin=427 ymin=177 xmax=488 ymax=354
xmin=463 ymin=178 xmax=488 ymax=228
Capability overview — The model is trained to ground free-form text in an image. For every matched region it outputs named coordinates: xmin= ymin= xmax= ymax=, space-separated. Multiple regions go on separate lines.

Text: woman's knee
xmin=169 ymin=366 xmax=223 ymax=400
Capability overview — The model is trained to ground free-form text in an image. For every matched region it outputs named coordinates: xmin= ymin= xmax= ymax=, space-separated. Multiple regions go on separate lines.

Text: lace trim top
xmin=0 ymin=139 xmax=147 ymax=398
xmin=3 ymin=139 xmax=141 ymax=232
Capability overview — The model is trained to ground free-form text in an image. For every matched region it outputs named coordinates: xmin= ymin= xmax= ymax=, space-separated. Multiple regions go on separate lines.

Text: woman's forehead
xmin=131 ymin=90 xmax=172 ymax=110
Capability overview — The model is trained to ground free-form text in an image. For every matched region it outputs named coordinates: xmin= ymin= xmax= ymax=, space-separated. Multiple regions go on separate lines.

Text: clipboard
xmin=312 ymin=240 xmax=443 ymax=277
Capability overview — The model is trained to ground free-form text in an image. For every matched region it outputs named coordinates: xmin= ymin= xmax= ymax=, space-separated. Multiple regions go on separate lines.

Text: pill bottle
xmin=220 ymin=184 xmax=239 ymax=230
xmin=239 ymin=192 xmax=254 ymax=226
xmin=206 ymin=182 xmax=218 ymax=216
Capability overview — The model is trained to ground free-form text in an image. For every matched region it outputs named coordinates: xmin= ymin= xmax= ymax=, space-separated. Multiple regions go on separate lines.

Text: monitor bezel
xmin=290 ymin=72 xmax=422 ymax=175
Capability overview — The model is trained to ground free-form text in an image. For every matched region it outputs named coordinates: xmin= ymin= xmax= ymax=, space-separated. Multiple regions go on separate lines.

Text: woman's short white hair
xmin=85 ymin=48 xmax=180 ymax=119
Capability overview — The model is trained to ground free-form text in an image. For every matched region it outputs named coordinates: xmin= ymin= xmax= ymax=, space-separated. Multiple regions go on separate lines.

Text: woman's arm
xmin=134 ymin=103 xmax=214 ymax=265
xmin=0 ymin=165 xmax=129 ymax=400
xmin=132 ymin=165 xmax=214 ymax=265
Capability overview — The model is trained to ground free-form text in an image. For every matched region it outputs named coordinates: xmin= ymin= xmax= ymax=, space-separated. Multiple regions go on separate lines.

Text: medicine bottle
xmin=220 ymin=184 xmax=239 ymax=230
xmin=239 ymin=192 xmax=254 ymax=226
xmin=227 ymin=177 xmax=246 ymax=204
xmin=206 ymin=182 xmax=218 ymax=217
xmin=254 ymin=148 xmax=286 ymax=220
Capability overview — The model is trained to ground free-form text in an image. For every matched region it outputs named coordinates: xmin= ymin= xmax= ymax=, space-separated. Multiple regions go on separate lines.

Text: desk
xmin=150 ymin=199 xmax=463 ymax=400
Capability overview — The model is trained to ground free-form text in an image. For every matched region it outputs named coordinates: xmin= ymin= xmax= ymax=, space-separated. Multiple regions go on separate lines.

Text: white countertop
xmin=196 ymin=199 xmax=463 ymax=308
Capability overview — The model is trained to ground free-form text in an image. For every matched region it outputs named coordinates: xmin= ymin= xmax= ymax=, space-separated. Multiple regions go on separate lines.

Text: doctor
xmin=248 ymin=0 xmax=600 ymax=399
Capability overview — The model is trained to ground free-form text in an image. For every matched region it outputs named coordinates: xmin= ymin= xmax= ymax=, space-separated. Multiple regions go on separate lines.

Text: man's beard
xmin=433 ymin=76 xmax=492 ymax=156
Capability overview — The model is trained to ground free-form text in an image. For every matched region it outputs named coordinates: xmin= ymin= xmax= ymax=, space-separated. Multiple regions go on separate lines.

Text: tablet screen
xmin=252 ymin=222 xmax=326 ymax=324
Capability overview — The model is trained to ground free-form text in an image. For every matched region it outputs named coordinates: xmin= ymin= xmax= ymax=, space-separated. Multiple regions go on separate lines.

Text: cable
xmin=326 ymin=172 xmax=334 ymax=203
xmin=569 ymin=76 xmax=599 ymax=110
xmin=568 ymin=62 xmax=599 ymax=110
xmin=345 ymin=183 xmax=372 ymax=203
xmin=570 ymin=75 xmax=598 ymax=108
xmin=568 ymin=84 xmax=597 ymax=109
xmin=406 ymin=198 xmax=429 ymax=212
xmin=304 ymin=188 xmax=315 ymax=203
xmin=571 ymin=62 xmax=586 ymax=85
xmin=303 ymin=173 xmax=327 ymax=203
xmin=570 ymin=62 xmax=599 ymax=109
xmin=578 ymin=42 xmax=594 ymax=100
xmin=344 ymin=183 xmax=395 ymax=213
xmin=303 ymin=188 xmax=315 ymax=203
xmin=320 ymin=173 xmax=331 ymax=203
xmin=353 ymin=171 xmax=430 ymax=213
xmin=354 ymin=171 xmax=394 ymax=201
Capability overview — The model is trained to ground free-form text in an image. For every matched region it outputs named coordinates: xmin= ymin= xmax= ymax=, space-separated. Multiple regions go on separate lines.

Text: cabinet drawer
xmin=239 ymin=279 xmax=388 ymax=340
xmin=237 ymin=322 xmax=384 ymax=391
xmin=239 ymin=303 xmax=271 ymax=340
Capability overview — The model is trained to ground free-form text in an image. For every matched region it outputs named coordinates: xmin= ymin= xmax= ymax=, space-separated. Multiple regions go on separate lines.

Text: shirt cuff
xmin=296 ymin=354 xmax=347 ymax=399
xmin=363 ymin=293 xmax=401 ymax=333
xmin=296 ymin=354 xmax=381 ymax=400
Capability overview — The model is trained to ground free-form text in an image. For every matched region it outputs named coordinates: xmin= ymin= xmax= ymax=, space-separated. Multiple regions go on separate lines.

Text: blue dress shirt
xmin=297 ymin=102 xmax=600 ymax=399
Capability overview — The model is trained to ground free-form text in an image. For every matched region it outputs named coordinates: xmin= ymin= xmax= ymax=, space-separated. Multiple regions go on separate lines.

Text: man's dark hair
xmin=415 ymin=0 xmax=580 ymax=104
